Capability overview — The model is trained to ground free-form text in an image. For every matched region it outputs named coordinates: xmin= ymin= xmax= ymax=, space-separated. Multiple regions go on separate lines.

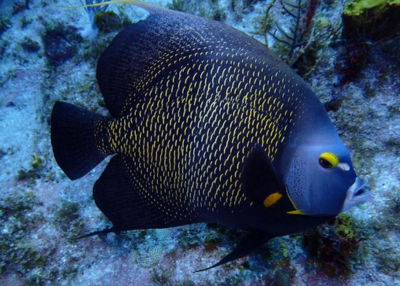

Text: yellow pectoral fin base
xmin=263 ymin=192 xmax=282 ymax=208
xmin=287 ymin=209 xmax=306 ymax=215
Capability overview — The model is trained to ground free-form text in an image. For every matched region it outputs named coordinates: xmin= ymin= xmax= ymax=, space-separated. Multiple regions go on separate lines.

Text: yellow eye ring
xmin=319 ymin=152 xmax=338 ymax=169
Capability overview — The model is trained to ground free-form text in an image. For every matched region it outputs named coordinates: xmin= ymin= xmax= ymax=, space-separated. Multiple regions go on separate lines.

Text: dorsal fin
xmin=96 ymin=3 xmax=282 ymax=117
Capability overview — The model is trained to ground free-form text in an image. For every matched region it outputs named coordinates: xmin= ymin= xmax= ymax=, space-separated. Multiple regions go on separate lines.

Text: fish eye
xmin=319 ymin=152 xmax=338 ymax=169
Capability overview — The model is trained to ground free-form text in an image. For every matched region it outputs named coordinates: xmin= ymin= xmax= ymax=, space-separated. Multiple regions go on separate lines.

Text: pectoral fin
xmin=242 ymin=144 xmax=283 ymax=206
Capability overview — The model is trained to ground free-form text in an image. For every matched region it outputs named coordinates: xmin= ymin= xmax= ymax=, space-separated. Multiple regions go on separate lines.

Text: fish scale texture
xmin=93 ymin=6 xmax=308 ymax=230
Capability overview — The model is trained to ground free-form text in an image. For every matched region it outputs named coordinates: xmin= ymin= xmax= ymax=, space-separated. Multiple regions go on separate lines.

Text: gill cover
xmin=283 ymin=143 xmax=365 ymax=216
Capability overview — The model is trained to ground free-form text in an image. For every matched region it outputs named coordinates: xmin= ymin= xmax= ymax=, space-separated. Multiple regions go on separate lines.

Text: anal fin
xmin=93 ymin=155 xmax=165 ymax=231
xmin=196 ymin=232 xmax=272 ymax=272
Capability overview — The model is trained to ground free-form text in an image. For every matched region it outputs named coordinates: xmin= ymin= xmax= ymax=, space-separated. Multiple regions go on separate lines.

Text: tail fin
xmin=50 ymin=101 xmax=111 ymax=180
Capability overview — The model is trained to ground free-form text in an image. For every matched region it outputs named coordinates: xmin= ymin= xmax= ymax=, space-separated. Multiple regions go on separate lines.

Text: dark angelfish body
xmin=51 ymin=3 xmax=369 ymax=271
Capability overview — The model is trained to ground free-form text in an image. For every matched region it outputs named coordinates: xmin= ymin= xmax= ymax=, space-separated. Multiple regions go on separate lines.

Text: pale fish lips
xmin=342 ymin=177 xmax=369 ymax=212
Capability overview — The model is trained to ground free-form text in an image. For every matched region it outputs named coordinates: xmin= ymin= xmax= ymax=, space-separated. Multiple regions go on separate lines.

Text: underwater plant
xmin=302 ymin=214 xmax=365 ymax=277
xmin=167 ymin=0 xmax=226 ymax=21
xmin=253 ymin=0 xmax=338 ymax=78
xmin=93 ymin=10 xmax=122 ymax=32
xmin=80 ymin=0 xmax=109 ymax=24
xmin=169 ymin=0 xmax=185 ymax=11
xmin=267 ymin=0 xmax=319 ymax=63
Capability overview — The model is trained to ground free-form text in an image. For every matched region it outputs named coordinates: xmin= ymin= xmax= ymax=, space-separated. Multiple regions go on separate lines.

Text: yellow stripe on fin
xmin=287 ymin=210 xmax=306 ymax=215
xmin=263 ymin=192 xmax=282 ymax=208
xmin=286 ymin=188 xmax=307 ymax=215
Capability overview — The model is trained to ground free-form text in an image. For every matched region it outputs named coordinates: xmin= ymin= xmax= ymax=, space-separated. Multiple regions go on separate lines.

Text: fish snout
xmin=341 ymin=177 xmax=369 ymax=212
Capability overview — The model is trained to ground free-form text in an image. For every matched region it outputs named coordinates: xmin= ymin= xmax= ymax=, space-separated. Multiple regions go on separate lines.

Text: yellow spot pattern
xmin=95 ymin=41 xmax=304 ymax=224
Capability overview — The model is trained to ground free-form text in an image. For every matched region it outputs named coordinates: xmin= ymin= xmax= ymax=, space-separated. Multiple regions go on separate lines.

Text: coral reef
xmin=139 ymin=245 xmax=164 ymax=268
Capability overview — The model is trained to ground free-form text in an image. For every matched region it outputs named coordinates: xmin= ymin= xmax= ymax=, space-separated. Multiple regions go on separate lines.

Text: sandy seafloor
xmin=0 ymin=0 xmax=400 ymax=285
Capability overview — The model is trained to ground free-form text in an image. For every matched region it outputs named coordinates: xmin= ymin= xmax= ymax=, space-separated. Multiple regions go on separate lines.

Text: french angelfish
xmin=50 ymin=3 xmax=369 ymax=271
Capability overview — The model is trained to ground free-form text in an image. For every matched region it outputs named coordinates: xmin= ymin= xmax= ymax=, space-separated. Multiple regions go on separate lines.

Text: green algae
xmin=0 ymin=192 xmax=45 ymax=276
xmin=342 ymin=0 xmax=400 ymax=41
xmin=343 ymin=0 xmax=388 ymax=15
xmin=150 ymin=268 xmax=173 ymax=286
xmin=94 ymin=10 xmax=121 ymax=33
xmin=16 ymin=153 xmax=45 ymax=184
xmin=177 ymin=227 xmax=202 ymax=249
xmin=167 ymin=0 xmax=226 ymax=21
xmin=54 ymin=200 xmax=84 ymax=237
xmin=0 ymin=17 xmax=11 ymax=35
xmin=169 ymin=0 xmax=185 ymax=11
xmin=31 ymin=153 xmax=42 ymax=169
xmin=302 ymin=214 xmax=367 ymax=277
xmin=335 ymin=214 xmax=357 ymax=239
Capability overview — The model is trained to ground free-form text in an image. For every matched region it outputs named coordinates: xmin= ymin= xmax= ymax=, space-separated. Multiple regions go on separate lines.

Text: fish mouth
xmin=341 ymin=177 xmax=369 ymax=212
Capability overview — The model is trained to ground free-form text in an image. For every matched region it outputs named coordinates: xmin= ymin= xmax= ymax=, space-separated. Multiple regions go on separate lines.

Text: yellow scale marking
xmin=103 ymin=41 xmax=300 ymax=218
